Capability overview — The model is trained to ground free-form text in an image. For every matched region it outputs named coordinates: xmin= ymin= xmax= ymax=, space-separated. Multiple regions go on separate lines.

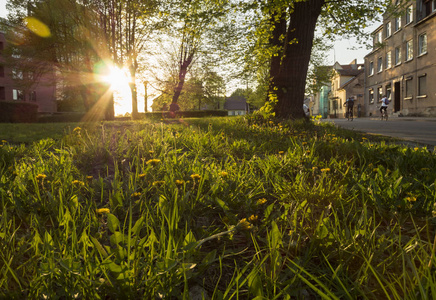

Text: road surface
xmin=323 ymin=117 xmax=436 ymax=149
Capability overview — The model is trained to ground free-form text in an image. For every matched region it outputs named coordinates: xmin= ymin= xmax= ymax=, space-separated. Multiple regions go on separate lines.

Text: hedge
xmin=137 ymin=110 xmax=228 ymax=120
xmin=0 ymin=101 xmax=38 ymax=123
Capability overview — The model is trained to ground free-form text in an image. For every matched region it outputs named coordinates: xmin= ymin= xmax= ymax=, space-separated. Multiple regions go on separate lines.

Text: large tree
xmin=239 ymin=0 xmax=392 ymax=119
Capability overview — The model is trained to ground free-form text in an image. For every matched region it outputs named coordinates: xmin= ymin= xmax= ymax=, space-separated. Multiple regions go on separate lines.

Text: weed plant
xmin=1 ymin=117 xmax=436 ymax=299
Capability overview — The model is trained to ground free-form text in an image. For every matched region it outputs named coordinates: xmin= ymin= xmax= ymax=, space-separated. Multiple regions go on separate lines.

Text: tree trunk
xmin=144 ymin=81 xmax=148 ymax=112
xmin=172 ymin=64 xmax=189 ymax=104
xmin=270 ymin=0 xmax=325 ymax=119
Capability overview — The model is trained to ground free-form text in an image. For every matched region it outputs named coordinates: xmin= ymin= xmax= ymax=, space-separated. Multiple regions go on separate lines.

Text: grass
xmin=1 ymin=116 xmax=436 ymax=299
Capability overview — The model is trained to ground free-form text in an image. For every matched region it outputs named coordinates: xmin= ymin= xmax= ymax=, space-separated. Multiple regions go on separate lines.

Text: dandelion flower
xmin=73 ymin=127 xmax=81 ymax=133
xmin=406 ymin=196 xmax=417 ymax=202
xmin=131 ymin=192 xmax=142 ymax=198
xmin=320 ymin=168 xmax=330 ymax=172
xmin=139 ymin=173 xmax=147 ymax=178
xmin=175 ymin=180 xmax=185 ymax=185
xmin=414 ymin=147 xmax=419 ymax=151
xmin=236 ymin=218 xmax=252 ymax=230
xmin=1 ymin=140 xmax=6 ymax=143
xmin=36 ymin=174 xmax=47 ymax=180
xmin=96 ymin=208 xmax=110 ymax=214
xmin=146 ymin=159 xmax=161 ymax=165
xmin=190 ymin=174 xmax=201 ymax=180
xmin=220 ymin=171 xmax=228 ymax=177
xmin=257 ymin=198 xmax=267 ymax=205
xmin=72 ymin=180 xmax=85 ymax=186
xmin=278 ymin=151 xmax=285 ymax=155
xmin=152 ymin=181 xmax=165 ymax=186
xmin=248 ymin=215 xmax=258 ymax=222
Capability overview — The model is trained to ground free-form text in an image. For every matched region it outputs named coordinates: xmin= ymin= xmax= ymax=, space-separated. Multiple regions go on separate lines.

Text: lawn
xmin=1 ymin=116 xmax=436 ymax=299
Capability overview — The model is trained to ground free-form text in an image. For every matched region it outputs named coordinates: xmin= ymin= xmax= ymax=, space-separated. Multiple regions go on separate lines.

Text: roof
xmin=224 ymin=96 xmax=247 ymax=110
xmin=335 ymin=64 xmax=365 ymax=77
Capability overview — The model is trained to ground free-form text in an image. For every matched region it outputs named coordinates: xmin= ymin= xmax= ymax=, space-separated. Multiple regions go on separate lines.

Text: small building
xmin=0 ymin=31 xmax=56 ymax=113
xmin=364 ymin=0 xmax=436 ymax=117
xmin=328 ymin=60 xmax=365 ymax=118
xmin=223 ymin=96 xmax=250 ymax=116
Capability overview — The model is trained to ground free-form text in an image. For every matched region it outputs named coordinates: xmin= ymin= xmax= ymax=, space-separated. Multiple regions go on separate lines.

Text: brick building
xmin=365 ymin=0 xmax=436 ymax=117
xmin=0 ymin=31 xmax=56 ymax=113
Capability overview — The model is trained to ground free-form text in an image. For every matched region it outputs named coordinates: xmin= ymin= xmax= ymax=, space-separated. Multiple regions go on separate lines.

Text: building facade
xmin=365 ymin=0 xmax=436 ymax=117
xmin=0 ymin=31 xmax=56 ymax=113
xmin=328 ymin=60 xmax=365 ymax=118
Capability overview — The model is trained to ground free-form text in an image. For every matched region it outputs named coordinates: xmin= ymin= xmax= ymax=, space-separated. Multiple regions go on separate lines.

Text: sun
xmin=102 ymin=66 xmax=132 ymax=116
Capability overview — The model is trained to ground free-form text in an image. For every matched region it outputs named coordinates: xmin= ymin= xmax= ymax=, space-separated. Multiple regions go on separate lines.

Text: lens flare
xmin=25 ymin=17 xmax=51 ymax=38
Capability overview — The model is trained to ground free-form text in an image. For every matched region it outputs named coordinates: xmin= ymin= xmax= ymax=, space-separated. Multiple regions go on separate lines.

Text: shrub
xmin=0 ymin=101 xmax=38 ymax=123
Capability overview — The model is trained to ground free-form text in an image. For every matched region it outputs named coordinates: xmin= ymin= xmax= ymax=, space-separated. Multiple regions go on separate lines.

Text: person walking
xmin=345 ymin=97 xmax=355 ymax=121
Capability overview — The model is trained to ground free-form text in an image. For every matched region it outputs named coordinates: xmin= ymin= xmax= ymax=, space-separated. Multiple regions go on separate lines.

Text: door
xmin=394 ymin=81 xmax=401 ymax=112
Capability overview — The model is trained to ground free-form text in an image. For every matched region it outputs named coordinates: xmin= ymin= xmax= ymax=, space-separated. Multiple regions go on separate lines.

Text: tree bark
xmin=269 ymin=0 xmax=325 ymax=119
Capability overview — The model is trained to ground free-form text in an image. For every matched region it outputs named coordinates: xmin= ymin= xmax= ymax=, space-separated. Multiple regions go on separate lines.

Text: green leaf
xmin=110 ymin=232 xmax=125 ymax=245
xmin=107 ymin=213 xmax=120 ymax=233
xmin=90 ymin=236 xmax=108 ymax=258
xmin=131 ymin=216 xmax=144 ymax=236
xmin=248 ymin=268 xmax=263 ymax=297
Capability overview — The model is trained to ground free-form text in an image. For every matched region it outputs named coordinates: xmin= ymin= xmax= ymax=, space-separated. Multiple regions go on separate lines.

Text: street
xmin=322 ymin=117 xmax=436 ymax=149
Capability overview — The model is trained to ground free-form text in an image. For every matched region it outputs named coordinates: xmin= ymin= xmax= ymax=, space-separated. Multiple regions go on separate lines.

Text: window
xmin=386 ymin=51 xmax=392 ymax=69
xmin=0 ymin=87 xmax=5 ymax=100
xmin=405 ymin=78 xmax=413 ymax=99
xmin=406 ymin=39 xmax=413 ymax=61
xmin=406 ymin=5 xmax=413 ymax=24
xmin=433 ymin=0 xmax=436 ymax=11
xmin=374 ymin=30 xmax=383 ymax=47
xmin=12 ymin=89 xmax=24 ymax=101
xmin=377 ymin=57 xmax=383 ymax=73
xmin=386 ymin=84 xmax=392 ymax=102
xmin=369 ymin=61 xmax=374 ymax=76
xmin=395 ymin=46 xmax=402 ymax=65
xmin=395 ymin=15 xmax=401 ymax=31
xmin=12 ymin=69 xmax=23 ymax=80
xmin=386 ymin=22 xmax=392 ymax=37
xmin=377 ymin=86 xmax=383 ymax=102
xmin=369 ymin=89 xmax=374 ymax=104
xmin=418 ymin=33 xmax=427 ymax=55
xmin=418 ymin=75 xmax=427 ymax=97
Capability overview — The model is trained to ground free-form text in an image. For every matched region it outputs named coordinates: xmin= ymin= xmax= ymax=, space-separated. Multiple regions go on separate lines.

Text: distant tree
xmin=163 ymin=0 xmax=230 ymax=107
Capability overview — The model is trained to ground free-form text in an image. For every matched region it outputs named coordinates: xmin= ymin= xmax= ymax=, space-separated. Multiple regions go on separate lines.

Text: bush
xmin=0 ymin=101 xmax=38 ymax=123
xmin=137 ymin=110 xmax=228 ymax=120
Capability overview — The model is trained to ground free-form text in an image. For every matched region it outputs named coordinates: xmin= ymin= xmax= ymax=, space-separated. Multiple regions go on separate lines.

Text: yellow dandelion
xmin=175 ymin=180 xmax=185 ymax=185
xmin=414 ymin=147 xmax=419 ymax=151
xmin=36 ymin=174 xmax=47 ymax=180
xmin=190 ymin=174 xmax=201 ymax=180
xmin=73 ymin=127 xmax=81 ymax=133
xmin=236 ymin=218 xmax=252 ymax=230
xmin=1 ymin=140 xmax=6 ymax=143
xmin=149 ymin=150 xmax=155 ymax=154
xmin=220 ymin=171 xmax=228 ymax=177
xmin=320 ymin=168 xmax=331 ymax=172
xmin=139 ymin=173 xmax=147 ymax=178
xmin=72 ymin=180 xmax=85 ymax=186
xmin=312 ymin=167 xmax=318 ymax=171
xmin=278 ymin=151 xmax=285 ymax=155
xmin=152 ymin=181 xmax=165 ymax=186
xmin=131 ymin=192 xmax=142 ymax=198
xmin=302 ymin=142 xmax=307 ymax=145
xmin=96 ymin=208 xmax=110 ymax=214
xmin=257 ymin=198 xmax=267 ymax=205
xmin=146 ymin=159 xmax=161 ymax=165
xmin=248 ymin=215 xmax=258 ymax=222
xmin=406 ymin=196 xmax=417 ymax=202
